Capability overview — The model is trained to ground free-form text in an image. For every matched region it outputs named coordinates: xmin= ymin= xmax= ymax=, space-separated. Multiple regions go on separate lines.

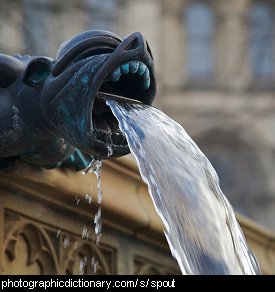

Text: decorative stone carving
xmin=4 ymin=212 xmax=57 ymax=274
xmin=64 ymin=241 xmax=113 ymax=275
xmin=1 ymin=158 xmax=275 ymax=274
xmin=3 ymin=209 xmax=116 ymax=275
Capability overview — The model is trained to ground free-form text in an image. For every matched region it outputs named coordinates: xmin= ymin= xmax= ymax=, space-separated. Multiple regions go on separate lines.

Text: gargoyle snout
xmin=41 ymin=30 xmax=156 ymax=159
xmin=114 ymin=32 xmax=153 ymax=62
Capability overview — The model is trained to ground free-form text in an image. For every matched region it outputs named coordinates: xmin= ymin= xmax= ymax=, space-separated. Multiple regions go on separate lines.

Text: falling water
xmin=83 ymin=158 xmax=103 ymax=246
xmin=106 ymin=98 xmax=261 ymax=275
xmin=77 ymin=158 xmax=103 ymax=273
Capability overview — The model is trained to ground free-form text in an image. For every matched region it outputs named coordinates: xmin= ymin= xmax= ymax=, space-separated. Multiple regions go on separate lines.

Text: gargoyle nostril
xmin=122 ymin=34 xmax=153 ymax=60
xmin=124 ymin=38 xmax=139 ymax=51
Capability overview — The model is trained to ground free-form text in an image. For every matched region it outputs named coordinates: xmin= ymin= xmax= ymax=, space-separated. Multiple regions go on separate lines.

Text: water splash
xmin=107 ymin=99 xmax=261 ymax=275
xmin=82 ymin=159 xmax=103 ymax=204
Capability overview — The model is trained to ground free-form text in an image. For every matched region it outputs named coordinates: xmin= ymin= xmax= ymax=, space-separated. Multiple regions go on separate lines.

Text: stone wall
xmin=0 ymin=156 xmax=275 ymax=274
xmin=0 ymin=157 xmax=180 ymax=275
xmin=1 ymin=156 xmax=275 ymax=274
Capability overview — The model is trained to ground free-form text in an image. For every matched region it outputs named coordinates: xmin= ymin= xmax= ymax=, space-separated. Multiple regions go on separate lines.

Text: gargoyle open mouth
xmin=43 ymin=30 xmax=156 ymax=159
xmin=92 ymin=59 xmax=154 ymax=157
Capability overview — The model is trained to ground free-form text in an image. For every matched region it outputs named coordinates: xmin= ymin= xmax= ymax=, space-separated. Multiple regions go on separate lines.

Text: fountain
xmin=107 ymin=98 xmax=260 ymax=275
xmin=0 ymin=30 xmax=261 ymax=274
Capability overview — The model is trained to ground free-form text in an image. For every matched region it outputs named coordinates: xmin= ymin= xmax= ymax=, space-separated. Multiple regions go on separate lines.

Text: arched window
xmin=185 ymin=3 xmax=215 ymax=82
xmin=249 ymin=3 xmax=274 ymax=80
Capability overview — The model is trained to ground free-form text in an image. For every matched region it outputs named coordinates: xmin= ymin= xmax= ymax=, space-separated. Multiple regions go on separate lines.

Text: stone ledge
xmin=0 ymin=154 xmax=275 ymax=273
xmin=0 ymin=155 xmax=167 ymax=249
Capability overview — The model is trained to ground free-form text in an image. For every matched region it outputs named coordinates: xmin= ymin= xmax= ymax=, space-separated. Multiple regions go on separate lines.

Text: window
xmin=185 ymin=3 xmax=215 ymax=82
xmin=249 ymin=3 xmax=274 ymax=80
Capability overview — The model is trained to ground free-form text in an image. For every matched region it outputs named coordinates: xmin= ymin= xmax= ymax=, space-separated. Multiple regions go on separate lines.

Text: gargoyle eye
xmin=29 ymin=63 xmax=50 ymax=83
xmin=22 ymin=58 xmax=52 ymax=88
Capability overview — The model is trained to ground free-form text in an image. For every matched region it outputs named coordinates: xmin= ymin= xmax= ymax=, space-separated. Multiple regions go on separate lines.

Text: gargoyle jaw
xmin=90 ymin=94 xmax=128 ymax=159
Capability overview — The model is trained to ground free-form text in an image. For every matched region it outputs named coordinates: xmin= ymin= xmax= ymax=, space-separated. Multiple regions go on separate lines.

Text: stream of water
xmin=106 ymin=98 xmax=261 ymax=275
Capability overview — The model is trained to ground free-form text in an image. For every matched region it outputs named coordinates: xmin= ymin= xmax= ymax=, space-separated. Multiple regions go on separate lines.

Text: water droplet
xmin=79 ymin=256 xmax=87 ymax=274
xmin=85 ymin=193 xmax=93 ymax=204
xmin=75 ymin=195 xmax=80 ymax=205
xmin=56 ymin=229 xmax=61 ymax=238
xmin=94 ymin=206 xmax=102 ymax=235
xmin=63 ymin=236 xmax=70 ymax=248
xmin=107 ymin=144 xmax=113 ymax=157
xmin=96 ymin=234 xmax=101 ymax=246
xmin=81 ymin=225 xmax=89 ymax=239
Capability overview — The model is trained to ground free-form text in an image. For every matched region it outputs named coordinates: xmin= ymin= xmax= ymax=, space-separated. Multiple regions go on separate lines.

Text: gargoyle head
xmin=0 ymin=30 xmax=156 ymax=166
xmin=25 ymin=30 xmax=156 ymax=159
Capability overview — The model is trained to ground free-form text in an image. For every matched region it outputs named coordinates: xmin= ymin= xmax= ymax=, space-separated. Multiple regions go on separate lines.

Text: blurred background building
xmin=0 ymin=0 xmax=275 ymax=252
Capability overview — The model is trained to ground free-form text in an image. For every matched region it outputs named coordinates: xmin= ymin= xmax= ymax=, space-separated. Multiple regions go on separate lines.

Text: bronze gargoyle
xmin=0 ymin=30 xmax=156 ymax=169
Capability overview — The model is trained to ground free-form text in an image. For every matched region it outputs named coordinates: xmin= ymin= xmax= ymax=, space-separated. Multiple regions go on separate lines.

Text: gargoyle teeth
xmin=111 ymin=132 xmax=126 ymax=145
xmin=110 ymin=61 xmax=150 ymax=89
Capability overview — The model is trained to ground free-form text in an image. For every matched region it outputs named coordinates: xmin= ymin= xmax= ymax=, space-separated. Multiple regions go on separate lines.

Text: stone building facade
xmin=0 ymin=158 xmax=181 ymax=275
xmin=1 ymin=0 xmax=275 ymax=274
xmin=158 ymin=0 xmax=275 ymax=231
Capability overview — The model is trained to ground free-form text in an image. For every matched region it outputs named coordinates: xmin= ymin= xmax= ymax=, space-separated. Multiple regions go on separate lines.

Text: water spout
xmin=0 ymin=30 xmax=156 ymax=169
